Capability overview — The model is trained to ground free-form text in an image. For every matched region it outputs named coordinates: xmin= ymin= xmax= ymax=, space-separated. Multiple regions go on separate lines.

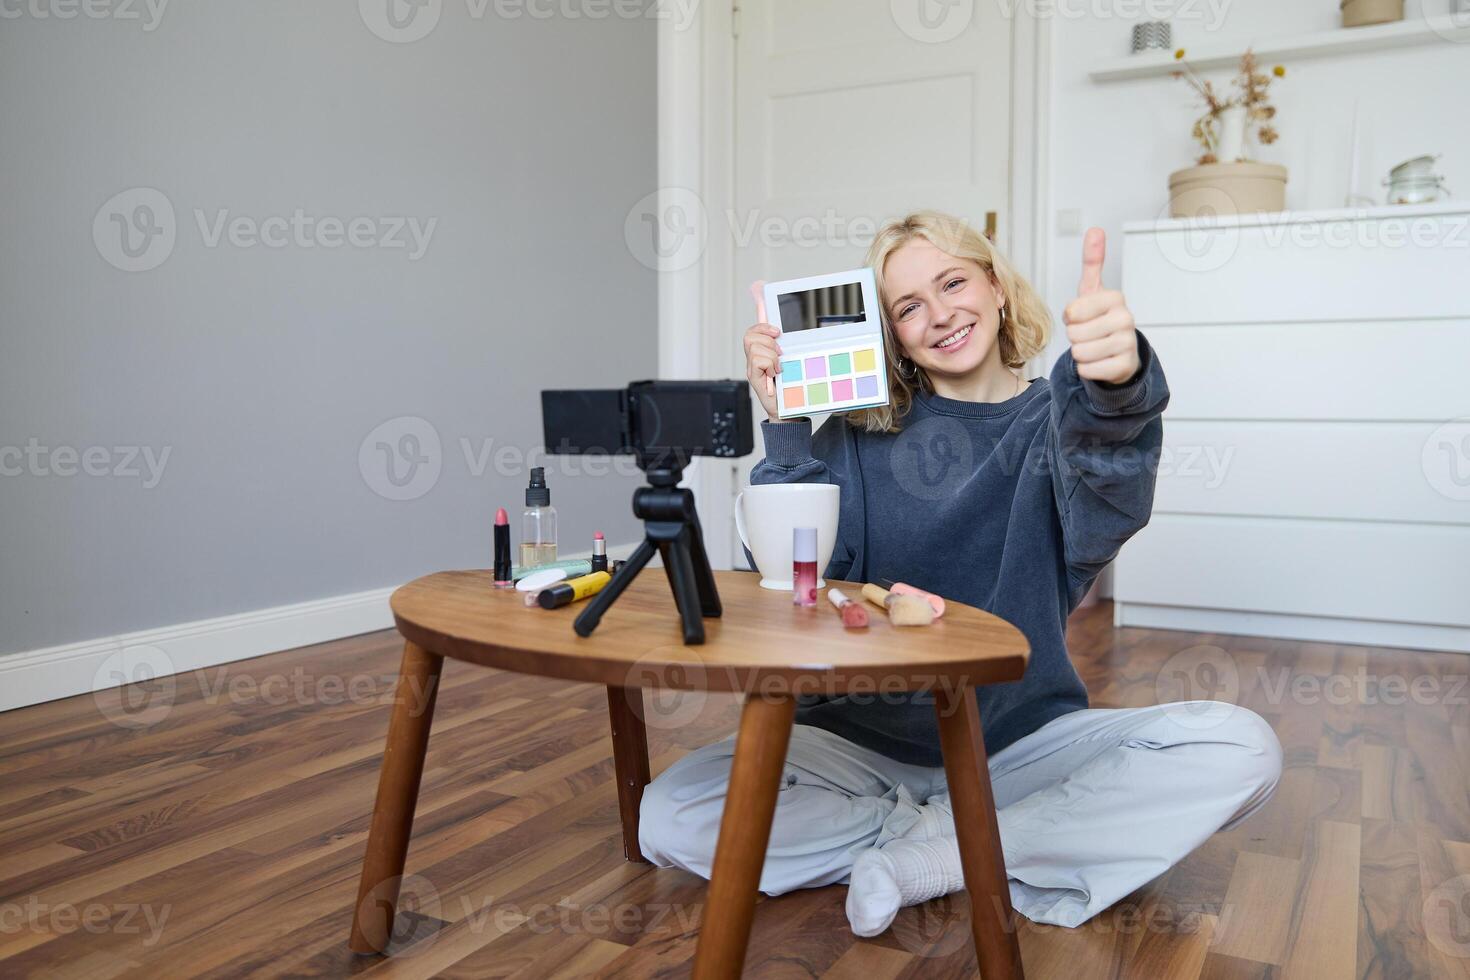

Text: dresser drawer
xmin=1143 ymin=320 xmax=1470 ymax=421
xmin=1114 ymin=515 xmax=1470 ymax=628
xmin=1123 ymin=207 xmax=1470 ymax=326
xmin=1152 ymin=420 xmax=1465 ymax=524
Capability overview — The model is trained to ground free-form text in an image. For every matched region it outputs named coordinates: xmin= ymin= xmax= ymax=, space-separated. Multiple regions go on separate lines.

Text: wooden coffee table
xmin=347 ymin=568 xmax=1030 ymax=978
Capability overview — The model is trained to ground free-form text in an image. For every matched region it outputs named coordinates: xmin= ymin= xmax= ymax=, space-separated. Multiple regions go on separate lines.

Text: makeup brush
xmin=877 ymin=578 xmax=946 ymax=618
xmin=827 ymin=588 xmax=869 ymax=628
xmin=861 ymin=583 xmax=935 ymax=627
xmin=860 ymin=582 xmax=890 ymax=610
xmin=750 ymin=280 xmax=774 ymax=398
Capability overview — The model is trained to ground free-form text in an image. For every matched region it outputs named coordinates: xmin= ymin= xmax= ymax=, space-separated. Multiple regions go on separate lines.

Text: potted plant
xmin=1168 ymin=50 xmax=1289 ymax=219
xmin=1341 ymin=0 xmax=1403 ymax=28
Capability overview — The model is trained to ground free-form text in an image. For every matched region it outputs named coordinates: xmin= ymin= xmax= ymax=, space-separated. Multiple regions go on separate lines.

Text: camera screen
xmin=541 ymin=389 xmax=629 ymax=456
xmin=542 ymin=381 xmax=751 ymax=464
xmin=635 ymin=387 xmax=716 ymax=453
xmin=775 ymin=282 xmax=866 ymax=332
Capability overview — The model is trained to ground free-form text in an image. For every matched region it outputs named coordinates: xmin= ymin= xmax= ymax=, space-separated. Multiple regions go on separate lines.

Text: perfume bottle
xmin=520 ymin=467 xmax=558 ymax=568
xmin=792 ymin=526 xmax=817 ymax=607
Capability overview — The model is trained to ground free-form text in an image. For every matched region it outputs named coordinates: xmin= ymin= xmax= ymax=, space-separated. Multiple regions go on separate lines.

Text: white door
xmin=728 ymin=0 xmax=1014 ymax=567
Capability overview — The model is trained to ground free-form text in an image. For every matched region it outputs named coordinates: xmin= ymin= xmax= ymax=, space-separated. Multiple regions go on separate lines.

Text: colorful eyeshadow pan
xmin=777 ymin=345 xmax=885 ymax=417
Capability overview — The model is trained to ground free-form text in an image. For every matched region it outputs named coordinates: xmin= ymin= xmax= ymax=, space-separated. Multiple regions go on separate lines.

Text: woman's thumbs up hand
xmin=1063 ymin=228 xmax=1141 ymax=385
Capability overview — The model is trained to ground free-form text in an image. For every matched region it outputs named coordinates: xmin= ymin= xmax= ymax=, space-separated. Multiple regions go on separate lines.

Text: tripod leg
xmin=683 ymin=504 xmax=723 ymax=618
xmin=574 ymin=538 xmax=656 ymax=638
xmin=660 ymin=530 xmax=707 ymax=646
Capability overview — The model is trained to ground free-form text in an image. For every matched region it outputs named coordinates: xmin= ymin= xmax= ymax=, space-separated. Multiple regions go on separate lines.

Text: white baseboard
xmin=1 ymin=544 xmax=640 ymax=715
xmin=1115 ymin=602 xmax=1470 ymax=655
xmin=0 ymin=585 xmax=399 ymax=715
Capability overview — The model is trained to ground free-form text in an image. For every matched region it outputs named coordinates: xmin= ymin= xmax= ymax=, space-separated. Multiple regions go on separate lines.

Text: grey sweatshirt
xmin=749 ymin=329 xmax=1170 ymax=766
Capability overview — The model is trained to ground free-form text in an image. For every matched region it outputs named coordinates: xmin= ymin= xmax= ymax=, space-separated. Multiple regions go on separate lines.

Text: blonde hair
xmin=847 ymin=210 xmax=1051 ymax=434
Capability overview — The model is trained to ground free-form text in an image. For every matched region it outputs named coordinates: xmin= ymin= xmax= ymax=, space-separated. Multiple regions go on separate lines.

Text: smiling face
xmin=882 ymin=237 xmax=1006 ymax=384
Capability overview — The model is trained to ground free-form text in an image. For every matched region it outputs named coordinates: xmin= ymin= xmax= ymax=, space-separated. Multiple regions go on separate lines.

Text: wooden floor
xmin=2 ymin=601 xmax=1468 ymax=978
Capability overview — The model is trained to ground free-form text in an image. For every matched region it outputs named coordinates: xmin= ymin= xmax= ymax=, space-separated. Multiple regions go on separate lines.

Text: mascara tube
xmin=538 ymin=571 xmax=612 ymax=609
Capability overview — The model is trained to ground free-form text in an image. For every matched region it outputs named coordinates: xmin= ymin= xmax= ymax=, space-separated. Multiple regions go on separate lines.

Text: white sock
xmin=845 ymin=836 xmax=965 ymax=937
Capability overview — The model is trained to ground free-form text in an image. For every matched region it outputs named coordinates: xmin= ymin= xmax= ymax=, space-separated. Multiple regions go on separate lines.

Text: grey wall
xmin=0 ymin=2 xmax=658 ymax=655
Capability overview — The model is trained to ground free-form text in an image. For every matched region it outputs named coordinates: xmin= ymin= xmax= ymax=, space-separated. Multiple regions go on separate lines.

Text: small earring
xmin=897 ymin=357 xmax=918 ymax=381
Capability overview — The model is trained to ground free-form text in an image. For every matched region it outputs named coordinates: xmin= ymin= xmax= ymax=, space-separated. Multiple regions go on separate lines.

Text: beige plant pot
xmin=1341 ymin=0 xmax=1403 ymax=28
xmin=1168 ymin=162 xmax=1288 ymax=219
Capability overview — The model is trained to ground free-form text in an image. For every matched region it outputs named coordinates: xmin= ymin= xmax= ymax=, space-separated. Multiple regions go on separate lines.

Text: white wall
xmin=0 ymin=3 xmax=659 ymax=656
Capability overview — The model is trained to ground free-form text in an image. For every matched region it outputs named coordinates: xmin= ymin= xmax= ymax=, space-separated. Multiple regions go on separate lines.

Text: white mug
xmin=734 ymin=483 xmax=840 ymax=590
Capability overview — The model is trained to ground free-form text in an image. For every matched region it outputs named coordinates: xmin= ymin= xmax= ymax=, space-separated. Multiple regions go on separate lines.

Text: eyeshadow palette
xmin=762 ymin=267 xmax=890 ymax=420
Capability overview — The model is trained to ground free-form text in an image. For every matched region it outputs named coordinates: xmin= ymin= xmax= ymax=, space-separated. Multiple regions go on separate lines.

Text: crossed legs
xmin=639 ymin=700 xmax=1282 ymax=932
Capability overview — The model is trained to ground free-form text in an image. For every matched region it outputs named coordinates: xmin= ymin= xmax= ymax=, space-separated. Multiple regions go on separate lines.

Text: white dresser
xmin=1115 ymin=202 xmax=1470 ymax=654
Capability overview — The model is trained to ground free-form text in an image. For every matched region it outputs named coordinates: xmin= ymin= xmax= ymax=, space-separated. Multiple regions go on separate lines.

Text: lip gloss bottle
xmin=793 ymin=527 xmax=817 ymax=607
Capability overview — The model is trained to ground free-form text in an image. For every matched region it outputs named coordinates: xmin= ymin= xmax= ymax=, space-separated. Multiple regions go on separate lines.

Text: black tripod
xmin=573 ymin=462 xmax=722 ymax=645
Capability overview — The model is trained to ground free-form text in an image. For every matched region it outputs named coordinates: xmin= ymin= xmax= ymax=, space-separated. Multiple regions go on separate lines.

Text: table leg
xmin=691 ymin=694 xmax=796 ymax=980
xmin=348 ymin=640 xmax=444 ymax=955
xmin=605 ymin=685 xmax=652 ymax=864
xmin=934 ymin=686 xmax=1025 ymax=979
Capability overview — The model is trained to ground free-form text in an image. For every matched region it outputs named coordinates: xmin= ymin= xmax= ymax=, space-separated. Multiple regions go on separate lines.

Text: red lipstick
xmin=493 ymin=507 xmax=513 ymax=588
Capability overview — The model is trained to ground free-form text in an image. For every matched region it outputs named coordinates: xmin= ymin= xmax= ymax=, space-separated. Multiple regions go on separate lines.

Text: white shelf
xmin=1121 ymin=199 xmax=1470 ymax=234
xmin=1090 ymin=14 xmax=1470 ymax=82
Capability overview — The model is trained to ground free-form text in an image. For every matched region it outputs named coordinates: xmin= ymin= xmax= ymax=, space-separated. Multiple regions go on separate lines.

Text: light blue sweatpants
xmin=637 ymin=700 xmax=1282 ymax=928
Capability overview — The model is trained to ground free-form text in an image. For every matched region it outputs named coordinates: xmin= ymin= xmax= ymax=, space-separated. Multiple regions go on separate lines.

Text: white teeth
xmin=936 ymin=324 xmax=972 ymax=349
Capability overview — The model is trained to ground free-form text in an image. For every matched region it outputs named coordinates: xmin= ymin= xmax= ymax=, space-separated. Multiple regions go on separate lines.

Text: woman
xmin=638 ymin=211 xmax=1282 ymax=935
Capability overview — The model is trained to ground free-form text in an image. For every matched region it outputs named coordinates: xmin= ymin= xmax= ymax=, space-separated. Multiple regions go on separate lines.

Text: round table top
xmin=390 ymin=569 xmax=1029 ymax=694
